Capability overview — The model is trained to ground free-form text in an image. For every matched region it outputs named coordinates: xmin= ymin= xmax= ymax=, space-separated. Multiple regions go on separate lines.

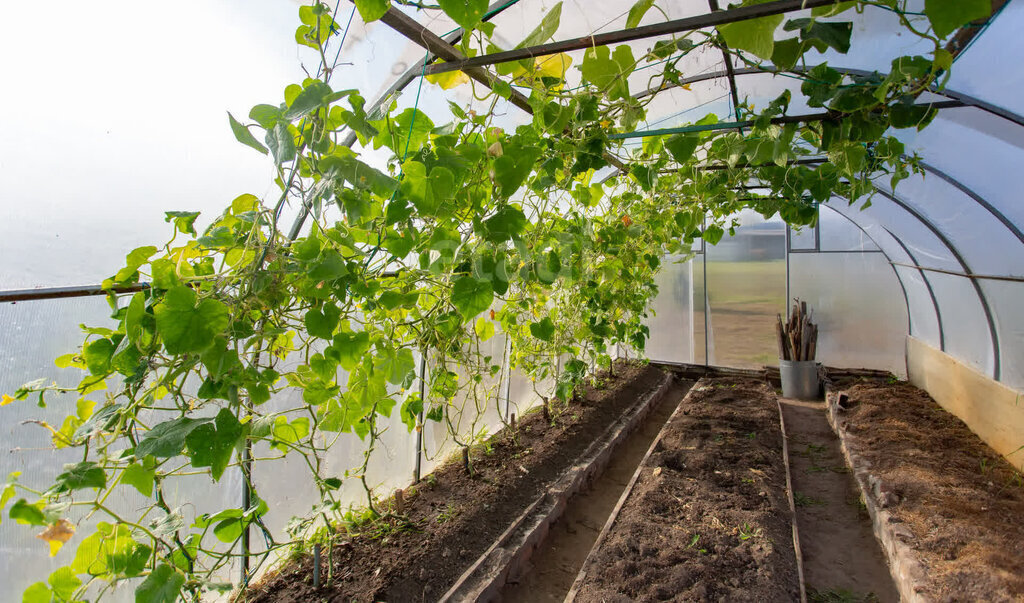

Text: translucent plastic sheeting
xmin=947 ymin=0 xmax=1024 ymax=121
xmin=0 ymin=298 xmax=240 ymax=602
xmin=851 ymin=193 xmax=996 ymax=376
xmin=789 ymin=253 xmax=908 ymax=376
xmin=886 ymin=173 xmax=1024 ymax=276
xmin=819 ymin=204 xmax=881 ymax=252
xmin=644 ymin=257 xmax=695 ymax=364
xmin=704 ymin=211 xmax=787 ymax=369
xmin=977 ymin=279 xmax=1024 ymax=390
xmin=924 ymin=271 xmax=995 ymax=375
xmin=899 ymin=107 xmax=1024 ymax=242
xmin=823 ymin=200 xmax=943 ymax=350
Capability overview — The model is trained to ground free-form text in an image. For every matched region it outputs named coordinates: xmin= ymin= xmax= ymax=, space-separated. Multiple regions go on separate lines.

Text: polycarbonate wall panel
xmin=819 ymin=205 xmax=880 ymax=252
xmin=789 ymin=253 xmax=908 ymax=376
xmin=705 ymin=212 xmax=787 ymax=369
xmin=645 ymin=257 xmax=695 ymax=364
xmin=822 ymin=202 xmax=942 ymax=350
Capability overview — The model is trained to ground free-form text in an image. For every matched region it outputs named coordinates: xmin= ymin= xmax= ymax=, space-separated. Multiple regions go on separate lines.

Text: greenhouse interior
xmin=2 ymin=0 xmax=1023 ymax=601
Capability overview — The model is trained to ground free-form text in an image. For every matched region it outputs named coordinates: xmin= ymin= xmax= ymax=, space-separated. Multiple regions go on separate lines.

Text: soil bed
xmin=500 ymin=380 xmax=694 ymax=602
xmin=571 ymin=377 xmax=800 ymax=602
xmin=830 ymin=380 xmax=1024 ymax=602
xmin=247 ymin=361 xmax=666 ymax=603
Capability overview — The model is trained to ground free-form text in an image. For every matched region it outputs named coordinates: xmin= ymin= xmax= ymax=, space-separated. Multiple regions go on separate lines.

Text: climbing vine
xmin=0 ymin=0 xmax=988 ymax=600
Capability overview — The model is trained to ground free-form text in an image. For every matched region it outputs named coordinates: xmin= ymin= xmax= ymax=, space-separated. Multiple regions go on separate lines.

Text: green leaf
xmin=54 ymin=461 xmax=107 ymax=492
xmin=374 ymin=348 xmax=416 ymax=386
xmin=265 ymin=121 xmax=296 ymax=165
xmin=784 ymin=18 xmax=852 ymax=53
xmin=48 ymin=567 xmax=82 ymax=601
xmin=154 ymin=286 xmax=230 ymax=355
xmin=115 ymin=245 xmax=158 ymax=281
xmin=770 ymin=37 xmax=804 ymax=70
xmin=626 ymin=0 xmax=655 ymax=28
xmin=439 ymin=0 xmax=488 ymax=31
xmin=493 ymin=146 xmax=542 ymax=198
xmin=271 ymin=416 xmax=310 ymax=451
xmin=304 ymin=302 xmax=341 ymax=339
xmin=400 ymin=394 xmax=423 ymax=432
xmin=186 ymin=408 xmax=243 ymax=481
xmin=284 ymin=80 xmax=332 ymax=120
xmin=83 ymin=338 xmax=115 ymax=376
xmin=384 ymin=108 xmax=434 ymax=156
xmin=321 ymin=153 xmax=399 ymax=198
xmin=136 ymin=417 xmax=213 ymax=459
xmin=474 ymin=316 xmax=496 ymax=341
xmin=702 ymin=224 xmax=725 ymax=245
xmin=451 ymin=276 xmax=493 ymax=319
xmin=135 ymin=564 xmax=185 ymax=603
xmin=164 ymin=211 xmax=200 ymax=236
xmin=530 ymin=317 xmax=555 ymax=342
xmin=484 ymin=205 xmax=528 ymax=242
xmin=10 ymin=499 xmax=47 ymax=526
xmin=925 ymin=0 xmax=989 ymax=38
xmin=22 ymin=583 xmax=50 ymax=603
xmin=581 ymin=44 xmax=635 ymax=100
xmin=228 ymin=112 xmax=268 ymax=155
xmin=332 ymin=331 xmax=372 ymax=371
xmin=355 ymin=0 xmax=390 ymax=22
xmin=717 ymin=12 xmax=783 ymax=60
xmin=665 ymin=133 xmax=700 ymax=164
xmin=121 ymin=459 xmax=155 ymax=497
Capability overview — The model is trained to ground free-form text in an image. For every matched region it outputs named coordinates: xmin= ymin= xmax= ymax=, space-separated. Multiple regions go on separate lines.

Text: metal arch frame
xmin=637 ymin=66 xmax=1024 ymax=129
xmin=869 ymin=187 xmax=1001 ymax=379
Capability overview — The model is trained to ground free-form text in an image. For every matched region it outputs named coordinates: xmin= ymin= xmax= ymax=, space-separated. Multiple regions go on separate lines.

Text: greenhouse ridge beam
xmin=369 ymin=2 xmax=534 ymax=115
xmin=422 ymin=0 xmax=844 ymax=75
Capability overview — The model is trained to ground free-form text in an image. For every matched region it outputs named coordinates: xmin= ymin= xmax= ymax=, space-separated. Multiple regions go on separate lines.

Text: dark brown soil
xmin=780 ymin=399 xmax=898 ymax=602
xmin=500 ymin=380 xmax=694 ymax=602
xmin=245 ymin=361 xmax=666 ymax=603
xmin=574 ymin=377 xmax=800 ymax=602
xmin=837 ymin=381 xmax=1024 ymax=602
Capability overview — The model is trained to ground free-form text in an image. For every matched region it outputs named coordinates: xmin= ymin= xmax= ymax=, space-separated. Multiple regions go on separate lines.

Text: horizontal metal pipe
xmin=423 ymin=0 xmax=843 ymax=75
xmin=0 ymin=282 xmax=149 ymax=304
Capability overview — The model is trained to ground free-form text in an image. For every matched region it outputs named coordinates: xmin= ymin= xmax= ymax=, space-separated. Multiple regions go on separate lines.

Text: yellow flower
xmin=1 ymin=394 xmax=13 ymax=406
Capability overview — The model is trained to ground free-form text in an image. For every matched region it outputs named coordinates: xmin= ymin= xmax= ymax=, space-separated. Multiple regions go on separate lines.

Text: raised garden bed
xmin=568 ymin=377 xmax=801 ymax=602
xmin=247 ymin=361 xmax=669 ymax=602
xmin=827 ymin=380 xmax=1024 ymax=602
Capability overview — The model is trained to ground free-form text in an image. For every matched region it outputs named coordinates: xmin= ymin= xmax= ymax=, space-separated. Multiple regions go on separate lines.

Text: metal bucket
xmin=779 ymin=360 xmax=820 ymax=400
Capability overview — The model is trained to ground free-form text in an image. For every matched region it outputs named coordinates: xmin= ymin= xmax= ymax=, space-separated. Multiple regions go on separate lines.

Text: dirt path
xmin=780 ymin=399 xmax=898 ymax=602
xmin=499 ymin=380 xmax=694 ymax=602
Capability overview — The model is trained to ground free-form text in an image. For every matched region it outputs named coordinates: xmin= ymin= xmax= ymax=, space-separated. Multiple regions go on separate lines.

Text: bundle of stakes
xmin=777 ymin=299 xmax=818 ymax=362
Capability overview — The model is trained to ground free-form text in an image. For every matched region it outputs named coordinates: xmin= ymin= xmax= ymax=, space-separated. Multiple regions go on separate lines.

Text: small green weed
xmin=738 ymin=523 xmax=762 ymax=541
xmin=437 ymin=502 xmax=460 ymax=524
xmin=794 ymin=492 xmax=826 ymax=507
